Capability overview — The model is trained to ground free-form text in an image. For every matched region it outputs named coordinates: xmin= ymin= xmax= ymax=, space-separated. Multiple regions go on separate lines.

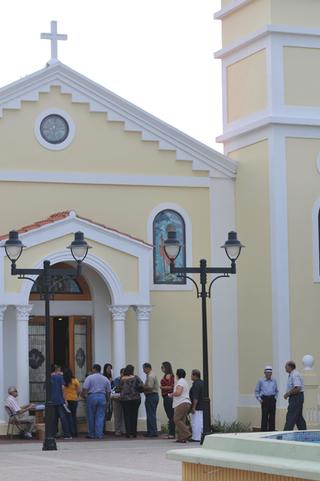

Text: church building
xmin=1 ymin=0 xmax=320 ymax=434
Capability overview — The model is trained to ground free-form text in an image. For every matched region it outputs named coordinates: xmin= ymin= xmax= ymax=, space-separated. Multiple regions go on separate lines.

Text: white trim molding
xmin=216 ymin=25 xmax=320 ymax=146
xmin=0 ymin=171 xmax=212 ymax=188
xmin=0 ymin=61 xmax=237 ymax=179
xmin=214 ymin=0 xmax=253 ymax=20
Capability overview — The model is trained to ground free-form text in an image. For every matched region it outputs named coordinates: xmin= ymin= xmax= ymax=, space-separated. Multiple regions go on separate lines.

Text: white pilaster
xmin=0 ymin=306 xmax=7 ymax=421
xmin=210 ymin=179 xmax=238 ymax=422
xmin=108 ymin=305 xmax=129 ymax=377
xmin=16 ymin=305 xmax=33 ymax=405
xmin=269 ymin=129 xmax=291 ymax=407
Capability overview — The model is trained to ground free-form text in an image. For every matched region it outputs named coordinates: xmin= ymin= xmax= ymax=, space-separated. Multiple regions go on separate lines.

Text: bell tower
xmin=214 ymin=0 xmax=320 ymax=427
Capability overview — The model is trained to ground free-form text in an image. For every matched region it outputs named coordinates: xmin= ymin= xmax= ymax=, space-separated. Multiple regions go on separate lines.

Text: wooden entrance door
xmin=28 ymin=316 xmax=92 ymax=401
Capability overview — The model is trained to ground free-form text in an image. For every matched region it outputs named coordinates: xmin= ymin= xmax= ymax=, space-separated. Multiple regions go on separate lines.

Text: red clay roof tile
xmin=0 ymin=210 xmax=152 ymax=247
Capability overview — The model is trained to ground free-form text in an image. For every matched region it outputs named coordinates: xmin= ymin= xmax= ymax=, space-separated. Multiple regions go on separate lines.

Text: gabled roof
xmin=0 ymin=210 xmax=152 ymax=247
xmin=0 ymin=61 xmax=237 ymax=179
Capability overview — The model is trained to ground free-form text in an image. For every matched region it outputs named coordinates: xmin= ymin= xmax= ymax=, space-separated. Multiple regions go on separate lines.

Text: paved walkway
xmin=0 ymin=436 xmax=191 ymax=481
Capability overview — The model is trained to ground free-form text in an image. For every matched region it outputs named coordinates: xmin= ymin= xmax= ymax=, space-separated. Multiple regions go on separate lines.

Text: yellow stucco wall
xmin=230 ymin=140 xmax=272 ymax=395
xmin=4 ymin=236 xmax=139 ymax=293
xmin=220 ymin=0 xmax=320 ymax=48
xmin=286 ymin=138 xmax=320 ymax=365
xmin=227 ymin=49 xmax=267 ymax=123
xmin=0 ymin=183 xmax=209 ymax=247
xmin=284 ymin=47 xmax=320 ymax=107
xmin=221 ymin=0 xmax=271 ymax=47
xmin=150 ymin=290 xmax=208 ymax=385
xmin=0 ymin=87 xmax=206 ymax=178
xmin=270 ymin=0 xmax=320 ymax=29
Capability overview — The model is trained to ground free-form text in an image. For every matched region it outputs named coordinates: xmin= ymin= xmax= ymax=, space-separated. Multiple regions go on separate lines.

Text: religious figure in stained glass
xmin=153 ymin=209 xmax=186 ymax=284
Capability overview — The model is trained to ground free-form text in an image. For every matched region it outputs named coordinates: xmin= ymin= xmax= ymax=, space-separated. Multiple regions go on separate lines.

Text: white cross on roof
xmin=41 ymin=20 xmax=67 ymax=64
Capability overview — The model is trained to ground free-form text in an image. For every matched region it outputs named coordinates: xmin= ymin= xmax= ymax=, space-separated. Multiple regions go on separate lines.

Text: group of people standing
xmin=255 ymin=360 xmax=307 ymax=432
xmin=5 ymin=360 xmax=204 ymax=441
xmin=83 ymin=361 xmax=204 ymax=442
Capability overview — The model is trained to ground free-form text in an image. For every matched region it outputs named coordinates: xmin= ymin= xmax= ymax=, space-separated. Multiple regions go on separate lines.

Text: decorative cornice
xmin=215 ymin=25 xmax=320 ymax=60
xmin=0 ymin=61 xmax=237 ymax=179
xmin=214 ymin=0 xmax=253 ymax=20
xmin=217 ymin=115 xmax=320 ymax=144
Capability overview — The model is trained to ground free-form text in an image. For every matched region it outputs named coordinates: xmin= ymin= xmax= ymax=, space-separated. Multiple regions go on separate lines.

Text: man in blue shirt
xmin=255 ymin=366 xmax=278 ymax=431
xmin=82 ymin=364 xmax=111 ymax=439
xmin=51 ymin=364 xmax=72 ymax=439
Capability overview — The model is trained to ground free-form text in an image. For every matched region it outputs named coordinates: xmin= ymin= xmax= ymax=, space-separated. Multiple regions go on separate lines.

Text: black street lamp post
xmin=1 ymin=231 xmax=91 ymax=451
xmin=164 ymin=229 xmax=244 ymax=444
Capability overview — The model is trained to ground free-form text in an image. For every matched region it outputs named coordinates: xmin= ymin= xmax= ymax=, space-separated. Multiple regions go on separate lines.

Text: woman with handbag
xmin=120 ymin=364 xmax=144 ymax=438
xmin=103 ymin=363 xmax=113 ymax=424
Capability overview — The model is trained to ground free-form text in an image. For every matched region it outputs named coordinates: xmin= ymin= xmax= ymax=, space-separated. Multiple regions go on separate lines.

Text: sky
xmin=1 ymin=0 xmax=223 ymax=151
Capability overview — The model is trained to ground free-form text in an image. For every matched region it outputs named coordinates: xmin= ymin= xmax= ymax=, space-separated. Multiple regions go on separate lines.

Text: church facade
xmin=0 ymin=22 xmax=238 ymax=432
xmin=1 ymin=0 xmax=320 ymax=434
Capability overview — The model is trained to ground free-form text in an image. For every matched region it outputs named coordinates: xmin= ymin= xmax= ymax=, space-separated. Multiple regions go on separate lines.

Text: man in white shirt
xmin=283 ymin=361 xmax=307 ymax=431
xmin=5 ymin=386 xmax=35 ymax=438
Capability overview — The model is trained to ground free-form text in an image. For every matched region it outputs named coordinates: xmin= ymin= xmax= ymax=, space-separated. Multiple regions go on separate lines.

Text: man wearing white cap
xmin=255 ymin=366 xmax=278 ymax=431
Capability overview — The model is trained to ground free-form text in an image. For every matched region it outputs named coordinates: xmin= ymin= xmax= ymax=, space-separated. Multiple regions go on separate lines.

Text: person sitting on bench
xmin=5 ymin=386 xmax=35 ymax=439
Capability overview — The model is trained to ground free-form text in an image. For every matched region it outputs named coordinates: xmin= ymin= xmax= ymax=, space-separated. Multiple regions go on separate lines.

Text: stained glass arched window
xmin=153 ymin=209 xmax=186 ymax=284
xmin=31 ymin=275 xmax=82 ymax=294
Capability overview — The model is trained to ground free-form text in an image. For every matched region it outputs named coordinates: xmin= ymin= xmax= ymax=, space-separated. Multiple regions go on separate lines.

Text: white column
xmin=0 ymin=306 xmax=7 ymax=421
xmin=16 ymin=305 xmax=33 ymax=405
xmin=134 ymin=306 xmax=153 ymax=377
xmin=134 ymin=305 xmax=153 ymax=421
xmin=108 ymin=305 xmax=129 ymax=377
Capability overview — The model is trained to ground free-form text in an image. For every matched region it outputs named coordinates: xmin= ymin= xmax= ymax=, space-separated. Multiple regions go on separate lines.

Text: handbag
xmin=105 ymin=397 xmax=113 ymax=421
xmin=135 ymin=377 xmax=144 ymax=393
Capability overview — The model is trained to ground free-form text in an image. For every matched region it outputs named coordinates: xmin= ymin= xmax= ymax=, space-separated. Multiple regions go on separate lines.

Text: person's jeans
xmin=163 ymin=396 xmax=175 ymax=436
xmin=145 ymin=393 xmax=159 ymax=436
xmin=53 ymin=404 xmax=71 ymax=438
xmin=67 ymin=400 xmax=78 ymax=436
xmin=284 ymin=392 xmax=307 ymax=431
xmin=86 ymin=393 xmax=107 ymax=439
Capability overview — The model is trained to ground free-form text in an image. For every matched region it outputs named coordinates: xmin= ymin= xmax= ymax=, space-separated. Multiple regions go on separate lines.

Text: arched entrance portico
xmin=0 ymin=211 xmax=153 ymax=424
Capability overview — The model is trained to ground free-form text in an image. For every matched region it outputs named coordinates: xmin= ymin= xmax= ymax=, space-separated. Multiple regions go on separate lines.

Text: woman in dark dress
xmin=120 ymin=364 xmax=143 ymax=438
xmin=160 ymin=361 xmax=175 ymax=438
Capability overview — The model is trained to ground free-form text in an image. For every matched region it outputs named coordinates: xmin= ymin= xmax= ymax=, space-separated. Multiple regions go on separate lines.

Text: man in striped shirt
xmin=283 ymin=360 xmax=307 ymax=431
xmin=5 ymin=386 xmax=35 ymax=438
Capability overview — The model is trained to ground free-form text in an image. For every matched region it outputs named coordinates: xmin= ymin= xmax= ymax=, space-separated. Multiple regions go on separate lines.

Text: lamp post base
xmin=42 ymin=401 xmax=57 ymax=451
xmin=42 ymin=437 xmax=57 ymax=451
